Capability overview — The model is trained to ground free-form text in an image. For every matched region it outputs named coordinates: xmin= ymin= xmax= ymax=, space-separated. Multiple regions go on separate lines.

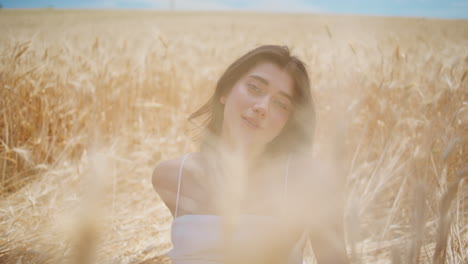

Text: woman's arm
xmin=152 ymin=157 xmax=202 ymax=217
xmin=152 ymin=159 xmax=180 ymax=216
xmin=290 ymin=155 xmax=349 ymax=264
xmin=308 ymin=199 xmax=349 ymax=264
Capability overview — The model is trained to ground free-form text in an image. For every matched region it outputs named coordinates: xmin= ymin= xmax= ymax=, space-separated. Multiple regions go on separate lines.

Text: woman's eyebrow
xmin=249 ymin=74 xmax=293 ymax=101
xmin=248 ymin=75 xmax=269 ymax=85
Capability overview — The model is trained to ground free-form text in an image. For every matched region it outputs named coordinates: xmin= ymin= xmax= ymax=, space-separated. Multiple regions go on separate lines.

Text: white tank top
xmin=168 ymin=153 xmax=307 ymax=264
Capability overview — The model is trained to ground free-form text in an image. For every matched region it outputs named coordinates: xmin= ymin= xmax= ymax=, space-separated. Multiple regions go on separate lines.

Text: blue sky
xmin=2 ymin=0 xmax=467 ymax=19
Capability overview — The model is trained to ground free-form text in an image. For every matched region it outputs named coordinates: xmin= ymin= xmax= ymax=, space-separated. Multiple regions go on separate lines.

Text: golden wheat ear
xmin=432 ymin=168 xmax=467 ymax=264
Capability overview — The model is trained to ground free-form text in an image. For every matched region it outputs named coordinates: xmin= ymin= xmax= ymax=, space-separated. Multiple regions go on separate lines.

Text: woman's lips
xmin=242 ymin=116 xmax=262 ymax=129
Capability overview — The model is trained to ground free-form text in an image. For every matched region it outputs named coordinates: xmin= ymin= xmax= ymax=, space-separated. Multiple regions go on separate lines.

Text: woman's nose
xmin=253 ymin=97 xmax=268 ymax=117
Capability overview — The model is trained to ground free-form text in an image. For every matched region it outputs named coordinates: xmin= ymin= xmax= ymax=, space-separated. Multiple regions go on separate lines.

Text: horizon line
xmin=1 ymin=8 xmax=467 ymax=20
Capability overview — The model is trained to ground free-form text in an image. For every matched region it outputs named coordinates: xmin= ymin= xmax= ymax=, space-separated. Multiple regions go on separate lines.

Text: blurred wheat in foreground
xmin=0 ymin=10 xmax=467 ymax=264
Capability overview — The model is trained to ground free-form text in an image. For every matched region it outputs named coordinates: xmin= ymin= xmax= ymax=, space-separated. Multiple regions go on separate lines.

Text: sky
xmin=2 ymin=0 xmax=467 ymax=19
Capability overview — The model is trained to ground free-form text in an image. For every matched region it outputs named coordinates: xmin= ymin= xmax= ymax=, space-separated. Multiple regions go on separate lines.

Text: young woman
xmin=152 ymin=45 xmax=349 ymax=264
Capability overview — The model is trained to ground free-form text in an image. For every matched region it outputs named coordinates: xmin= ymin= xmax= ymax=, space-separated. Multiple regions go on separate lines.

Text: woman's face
xmin=220 ymin=62 xmax=295 ymax=152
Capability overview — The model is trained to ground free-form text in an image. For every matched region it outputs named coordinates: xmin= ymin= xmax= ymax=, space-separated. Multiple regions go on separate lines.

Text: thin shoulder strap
xmin=283 ymin=152 xmax=293 ymax=202
xmin=175 ymin=153 xmax=191 ymax=218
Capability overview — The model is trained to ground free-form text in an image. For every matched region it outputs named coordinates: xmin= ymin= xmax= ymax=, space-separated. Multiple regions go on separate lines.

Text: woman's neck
xmin=200 ymin=140 xmax=268 ymax=182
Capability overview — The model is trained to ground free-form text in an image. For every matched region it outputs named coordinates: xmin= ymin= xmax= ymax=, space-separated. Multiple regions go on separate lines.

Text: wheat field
xmin=0 ymin=9 xmax=467 ymax=263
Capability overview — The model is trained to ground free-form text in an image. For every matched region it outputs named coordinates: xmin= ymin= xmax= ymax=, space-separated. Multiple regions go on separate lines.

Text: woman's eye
xmin=248 ymin=84 xmax=262 ymax=95
xmin=273 ymin=99 xmax=290 ymax=111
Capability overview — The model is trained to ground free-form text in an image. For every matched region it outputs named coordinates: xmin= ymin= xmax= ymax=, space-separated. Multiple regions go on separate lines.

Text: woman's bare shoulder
xmin=288 ymin=153 xmax=344 ymax=192
xmin=151 ymin=152 xmax=201 ymax=191
xmin=288 ymin=152 xmax=316 ymax=178
xmin=152 ymin=154 xmax=185 ymax=191
xmin=151 ymin=152 xmax=204 ymax=216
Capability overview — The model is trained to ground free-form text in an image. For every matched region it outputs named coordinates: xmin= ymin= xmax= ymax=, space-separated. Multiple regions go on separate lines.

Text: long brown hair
xmin=189 ymin=45 xmax=315 ymax=155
